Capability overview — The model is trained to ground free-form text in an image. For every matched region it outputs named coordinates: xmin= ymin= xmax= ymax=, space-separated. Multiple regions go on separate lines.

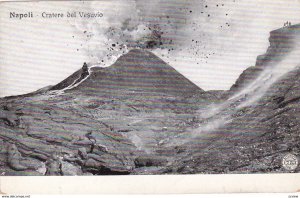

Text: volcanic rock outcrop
xmin=226 ymin=24 xmax=300 ymax=98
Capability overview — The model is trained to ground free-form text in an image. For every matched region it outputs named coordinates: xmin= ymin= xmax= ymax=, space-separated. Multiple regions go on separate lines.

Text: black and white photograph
xmin=0 ymin=0 xmax=300 ymax=184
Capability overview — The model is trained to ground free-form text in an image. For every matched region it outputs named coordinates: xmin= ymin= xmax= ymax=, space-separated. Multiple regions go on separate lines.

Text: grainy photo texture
xmin=0 ymin=0 xmax=300 ymax=176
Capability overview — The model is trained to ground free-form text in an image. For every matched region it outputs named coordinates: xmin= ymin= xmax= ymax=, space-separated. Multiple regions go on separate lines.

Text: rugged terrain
xmin=0 ymin=49 xmax=217 ymax=175
xmin=170 ymin=24 xmax=300 ymax=174
xmin=0 ymin=24 xmax=300 ymax=175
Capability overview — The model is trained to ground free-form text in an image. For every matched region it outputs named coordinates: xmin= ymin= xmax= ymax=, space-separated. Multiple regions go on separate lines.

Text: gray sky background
xmin=1 ymin=0 xmax=300 ymax=97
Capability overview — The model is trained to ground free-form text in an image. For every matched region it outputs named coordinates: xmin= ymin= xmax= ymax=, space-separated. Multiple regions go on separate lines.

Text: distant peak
xmin=113 ymin=48 xmax=167 ymax=68
xmin=66 ymin=48 xmax=208 ymax=97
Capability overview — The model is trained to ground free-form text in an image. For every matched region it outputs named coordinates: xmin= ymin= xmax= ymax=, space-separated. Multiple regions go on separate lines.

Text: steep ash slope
xmin=73 ymin=49 xmax=209 ymax=98
xmin=169 ymin=24 xmax=300 ymax=174
xmin=170 ymin=67 xmax=300 ymax=174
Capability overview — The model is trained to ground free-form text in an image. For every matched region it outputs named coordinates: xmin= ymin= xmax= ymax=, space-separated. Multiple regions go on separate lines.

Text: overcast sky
xmin=1 ymin=0 xmax=300 ymax=97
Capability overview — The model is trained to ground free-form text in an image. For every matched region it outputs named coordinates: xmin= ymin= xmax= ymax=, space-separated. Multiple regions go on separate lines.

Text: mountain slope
xmin=226 ymin=24 xmax=300 ymax=98
xmin=169 ymin=24 xmax=300 ymax=174
xmin=73 ymin=49 xmax=208 ymax=98
xmin=170 ymin=67 xmax=300 ymax=174
xmin=0 ymin=49 xmax=216 ymax=176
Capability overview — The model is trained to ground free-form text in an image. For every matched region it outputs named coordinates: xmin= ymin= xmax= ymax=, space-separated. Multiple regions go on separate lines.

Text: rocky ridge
xmin=226 ymin=24 xmax=300 ymax=98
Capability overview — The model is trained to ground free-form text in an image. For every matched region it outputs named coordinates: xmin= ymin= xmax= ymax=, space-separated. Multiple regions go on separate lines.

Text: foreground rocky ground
xmin=0 ymin=49 xmax=218 ymax=175
xmin=0 ymin=24 xmax=300 ymax=175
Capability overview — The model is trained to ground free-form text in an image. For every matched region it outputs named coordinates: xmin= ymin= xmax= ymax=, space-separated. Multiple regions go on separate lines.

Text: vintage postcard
xmin=0 ymin=0 xmax=300 ymax=194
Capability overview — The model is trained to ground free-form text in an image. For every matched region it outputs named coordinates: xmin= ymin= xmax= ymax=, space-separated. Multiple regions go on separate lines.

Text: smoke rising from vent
xmin=71 ymin=0 xmax=300 ymax=91
xmin=71 ymin=0 xmax=200 ymax=66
